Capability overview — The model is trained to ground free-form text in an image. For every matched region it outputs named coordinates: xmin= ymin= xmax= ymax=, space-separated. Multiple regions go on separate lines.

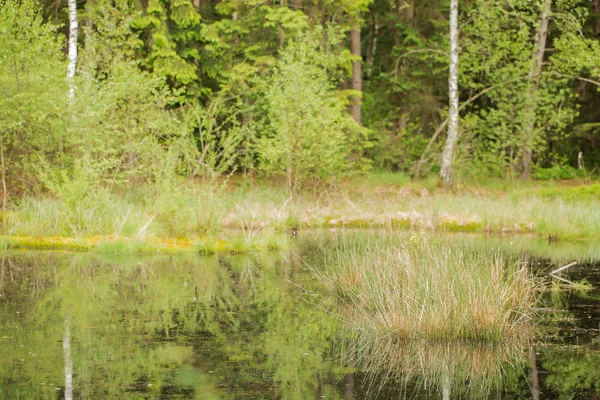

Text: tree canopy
xmin=2 ymin=0 xmax=600 ymax=195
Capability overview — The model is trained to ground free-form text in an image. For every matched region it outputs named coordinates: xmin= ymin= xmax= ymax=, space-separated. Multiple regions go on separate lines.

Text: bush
xmin=256 ymin=34 xmax=369 ymax=195
xmin=531 ymin=165 xmax=584 ymax=180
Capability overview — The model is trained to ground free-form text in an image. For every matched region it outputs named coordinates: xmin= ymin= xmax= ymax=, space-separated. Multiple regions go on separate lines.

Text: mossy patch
xmin=3 ymin=236 xmax=93 ymax=251
xmin=0 ymin=235 xmax=276 ymax=255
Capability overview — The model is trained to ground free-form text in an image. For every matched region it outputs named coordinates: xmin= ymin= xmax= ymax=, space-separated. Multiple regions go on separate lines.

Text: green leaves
xmin=133 ymin=0 xmax=204 ymax=99
xmin=263 ymin=5 xmax=309 ymax=34
xmin=0 ymin=0 xmax=70 ymax=193
xmin=257 ymin=35 xmax=367 ymax=192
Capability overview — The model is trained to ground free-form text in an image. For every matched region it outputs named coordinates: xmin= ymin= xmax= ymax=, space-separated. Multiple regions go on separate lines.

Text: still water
xmin=0 ymin=232 xmax=598 ymax=399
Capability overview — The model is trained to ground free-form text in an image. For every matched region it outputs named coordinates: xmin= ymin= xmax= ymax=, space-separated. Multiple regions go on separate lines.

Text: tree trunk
xmin=350 ymin=22 xmax=362 ymax=125
xmin=593 ymin=0 xmax=600 ymax=37
xmin=442 ymin=367 xmax=451 ymax=400
xmin=399 ymin=0 xmax=414 ymax=21
xmin=439 ymin=0 xmax=459 ymax=186
xmin=279 ymin=0 xmax=287 ymax=47
xmin=343 ymin=373 xmax=354 ymax=399
xmin=67 ymin=0 xmax=78 ymax=100
xmin=314 ymin=374 xmax=323 ymax=399
xmin=366 ymin=14 xmax=378 ymax=78
xmin=85 ymin=0 xmax=93 ymax=46
xmin=529 ymin=347 xmax=540 ymax=400
xmin=0 ymin=137 xmax=7 ymax=215
xmin=63 ymin=320 xmax=73 ymax=400
xmin=521 ymin=0 xmax=551 ymax=180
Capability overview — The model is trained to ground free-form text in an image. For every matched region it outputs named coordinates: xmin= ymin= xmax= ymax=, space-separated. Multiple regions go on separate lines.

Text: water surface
xmin=0 ymin=233 xmax=598 ymax=399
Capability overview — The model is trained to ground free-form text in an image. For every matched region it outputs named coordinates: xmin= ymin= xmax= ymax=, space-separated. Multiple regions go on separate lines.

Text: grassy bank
xmin=1 ymin=173 xmax=598 ymax=253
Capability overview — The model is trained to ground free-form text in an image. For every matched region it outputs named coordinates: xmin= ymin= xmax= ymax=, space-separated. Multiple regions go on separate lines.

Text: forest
xmin=1 ymin=0 xmax=600 ymax=248
xmin=1 ymin=2 xmax=600 ymax=397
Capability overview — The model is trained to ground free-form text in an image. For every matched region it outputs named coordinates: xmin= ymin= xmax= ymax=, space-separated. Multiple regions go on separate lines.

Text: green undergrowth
xmin=538 ymin=183 xmax=600 ymax=202
xmin=1 ymin=176 xmax=599 ymax=244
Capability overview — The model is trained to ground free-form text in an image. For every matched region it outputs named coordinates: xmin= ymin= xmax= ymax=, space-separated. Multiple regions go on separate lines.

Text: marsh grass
xmin=316 ymin=234 xmax=538 ymax=341
xmin=3 ymin=176 xmax=599 ymax=250
xmin=340 ymin=334 xmax=529 ymax=398
xmin=6 ymin=197 xmax=147 ymax=238
xmin=151 ymin=183 xmax=227 ymax=237
xmin=252 ymin=229 xmax=293 ymax=251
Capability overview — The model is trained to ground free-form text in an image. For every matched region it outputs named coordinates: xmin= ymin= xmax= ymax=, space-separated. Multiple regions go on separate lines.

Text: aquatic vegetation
xmin=340 ymin=334 xmax=529 ymax=398
xmin=252 ymin=229 xmax=292 ymax=251
xmin=196 ymin=238 xmax=218 ymax=255
xmin=316 ymin=234 xmax=538 ymax=341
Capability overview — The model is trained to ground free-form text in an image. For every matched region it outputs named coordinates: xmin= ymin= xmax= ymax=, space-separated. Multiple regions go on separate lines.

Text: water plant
xmin=339 ymin=334 xmax=529 ymax=398
xmin=316 ymin=233 xmax=538 ymax=342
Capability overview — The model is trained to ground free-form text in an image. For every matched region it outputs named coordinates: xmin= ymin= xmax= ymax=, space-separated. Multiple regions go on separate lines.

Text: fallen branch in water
xmin=550 ymin=274 xmax=575 ymax=285
xmin=550 ymin=261 xmax=577 ymax=275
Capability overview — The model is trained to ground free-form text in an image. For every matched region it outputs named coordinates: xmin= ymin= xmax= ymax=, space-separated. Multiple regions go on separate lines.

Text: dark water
xmin=0 ymin=233 xmax=598 ymax=399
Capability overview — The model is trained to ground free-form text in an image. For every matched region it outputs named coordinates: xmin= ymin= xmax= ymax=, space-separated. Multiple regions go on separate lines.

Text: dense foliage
xmin=1 ymin=0 xmax=600 ymax=197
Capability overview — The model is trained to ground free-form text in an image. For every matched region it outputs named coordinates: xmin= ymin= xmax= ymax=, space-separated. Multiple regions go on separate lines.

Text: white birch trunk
xmin=442 ymin=366 xmax=451 ymax=400
xmin=67 ymin=0 xmax=78 ymax=100
xmin=439 ymin=0 xmax=459 ymax=186
xmin=63 ymin=320 xmax=73 ymax=400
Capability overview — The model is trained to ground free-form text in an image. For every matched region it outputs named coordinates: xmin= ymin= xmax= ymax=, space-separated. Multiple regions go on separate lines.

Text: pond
xmin=0 ymin=232 xmax=598 ymax=399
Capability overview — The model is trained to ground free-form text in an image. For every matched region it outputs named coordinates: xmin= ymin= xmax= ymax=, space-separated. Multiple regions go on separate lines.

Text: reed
xmin=339 ymin=334 xmax=529 ymax=398
xmin=316 ymin=234 xmax=538 ymax=341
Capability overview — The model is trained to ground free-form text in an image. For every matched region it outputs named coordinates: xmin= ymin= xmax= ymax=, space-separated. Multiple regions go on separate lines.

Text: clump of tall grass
xmin=7 ymin=196 xmax=145 ymax=238
xmin=317 ymin=234 xmax=537 ymax=341
xmin=150 ymin=180 xmax=227 ymax=238
xmin=340 ymin=334 xmax=528 ymax=398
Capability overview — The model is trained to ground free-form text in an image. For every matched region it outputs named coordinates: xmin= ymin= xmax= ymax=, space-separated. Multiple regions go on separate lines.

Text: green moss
xmin=197 ymin=239 xmax=217 ymax=255
xmin=440 ymin=220 xmax=484 ymax=232
xmin=3 ymin=236 xmax=93 ymax=251
xmin=389 ymin=218 xmax=414 ymax=229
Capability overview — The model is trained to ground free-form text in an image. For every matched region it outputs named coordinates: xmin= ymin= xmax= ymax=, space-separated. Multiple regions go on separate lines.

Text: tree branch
xmin=413 ymin=76 xmax=530 ymax=178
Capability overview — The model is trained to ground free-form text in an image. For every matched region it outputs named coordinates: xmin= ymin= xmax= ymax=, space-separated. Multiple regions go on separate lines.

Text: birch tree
xmin=67 ymin=0 xmax=78 ymax=99
xmin=439 ymin=0 xmax=459 ymax=186
xmin=63 ymin=320 xmax=73 ymax=400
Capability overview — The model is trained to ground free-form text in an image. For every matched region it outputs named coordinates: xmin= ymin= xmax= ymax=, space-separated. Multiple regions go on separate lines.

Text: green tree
xmin=0 ymin=0 xmax=70 ymax=197
xmin=257 ymin=34 xmax=367 ymax=195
